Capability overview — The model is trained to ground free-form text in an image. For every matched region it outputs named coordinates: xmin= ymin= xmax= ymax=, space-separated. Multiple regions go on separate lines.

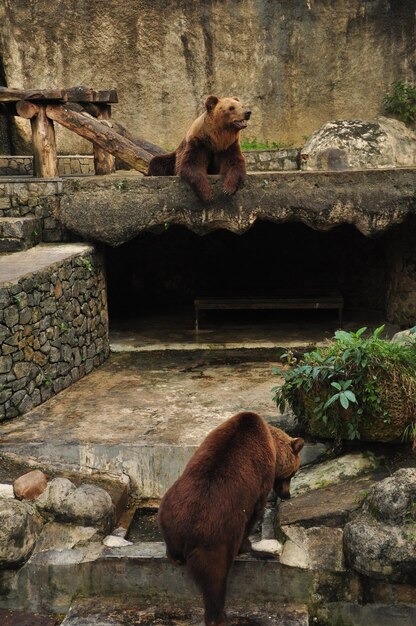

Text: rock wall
xmin=0 ymin=246 xmax=109 ymax=420
xmin=0 ymin=180 xmax=65 ymax=242
xmin=0 ymin=0 xmax=415 ymax=153
xmin=387 ymin=216 xmax=416 ymax=327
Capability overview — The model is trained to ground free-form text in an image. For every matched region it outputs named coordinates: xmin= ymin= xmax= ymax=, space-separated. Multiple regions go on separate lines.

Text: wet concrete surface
xmin=0 ymin=352 xmax=285 ymax=447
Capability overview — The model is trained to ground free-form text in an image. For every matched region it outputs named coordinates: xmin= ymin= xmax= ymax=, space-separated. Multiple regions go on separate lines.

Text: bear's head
xmin=205 ymin=95 xmax=251 ymax=132
xmin=268 ymin=426 xmax=304 ymax=500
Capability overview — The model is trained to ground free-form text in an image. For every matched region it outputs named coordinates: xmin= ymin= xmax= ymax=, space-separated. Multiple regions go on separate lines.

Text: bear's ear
xmin=231 ymin=96 xmax=240 ymax=102
xmin=205 ymin=95 xmax=219 ymax=112
xmin=291 ymin=438 xmax=304 ymax=454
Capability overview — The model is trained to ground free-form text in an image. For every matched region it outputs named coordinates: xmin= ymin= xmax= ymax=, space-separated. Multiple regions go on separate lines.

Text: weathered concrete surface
xmin=0 ymin=541 xmax=314 ymax=614
xmin=1 ymin=1 xmax=415 ymax=151
xmin=58 ymin=169 xmax=416 ymax=245
xmin=0 ymin=352 xmax=294 ymax=495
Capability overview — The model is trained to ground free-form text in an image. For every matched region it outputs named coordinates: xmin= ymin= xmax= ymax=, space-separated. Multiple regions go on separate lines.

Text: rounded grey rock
xmin=60 ymin=484 xmax=113 ymax=528
xmin=0 ymin=499 xmax=43 ymax=567
xmin=35 ymin=477 xmax=76 ymax=513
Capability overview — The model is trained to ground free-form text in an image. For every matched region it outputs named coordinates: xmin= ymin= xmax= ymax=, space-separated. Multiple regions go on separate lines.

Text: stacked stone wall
xmin=0 ymin=156 xmax=95 ymax=177
xmin=0 ymin=247 xmax=109 ymax=420
xmin=0 ymin=150 xmax=300 ymax=176
xmin=0 ymin=179 xmax=66 ymax=242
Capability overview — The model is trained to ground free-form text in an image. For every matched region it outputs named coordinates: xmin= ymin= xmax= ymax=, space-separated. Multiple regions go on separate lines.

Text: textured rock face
xmin=0 ymin=499 xmax=43 ymax=567
xmin=0 ymin=1 xmax=415 ymax=152
xmin=344 ymin=469 xmax=416 ymax=583
xmin=301 ymin=118 xmax=416 ymax=171
xmin=58 ymin=169 xmax=416 ymax=245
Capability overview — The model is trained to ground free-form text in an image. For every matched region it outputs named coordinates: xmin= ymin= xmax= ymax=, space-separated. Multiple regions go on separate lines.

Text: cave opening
xmin=105 ymin=220 xmax=394 ymax=346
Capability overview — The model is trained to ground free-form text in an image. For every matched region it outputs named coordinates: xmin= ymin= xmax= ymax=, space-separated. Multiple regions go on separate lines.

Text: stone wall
xmin=0 ymin=180 xmax=65 ymax=242
xmin=387 ymin=217 xmax=416 ymax=327
xmin=0 ymin=156 xmax=95 ymax=177
xmin=0 ymin=245 xmax=109 ymax=420
xmin=0 ymin=1 xmax=414 ymax=153
xmin=0 ymin=151 xmax=300 ymax=176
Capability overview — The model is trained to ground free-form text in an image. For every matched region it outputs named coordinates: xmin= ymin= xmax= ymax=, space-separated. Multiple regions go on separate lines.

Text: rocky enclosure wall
xmin=0 ymin=0 xmax=414 ymax=153
xmin=0 ymin=150 xmax=300 ymax=176
xmin=0 ymin=179 xmax=65 ymax=242
xmin=0 ymin=245 xmax=109 ymax=420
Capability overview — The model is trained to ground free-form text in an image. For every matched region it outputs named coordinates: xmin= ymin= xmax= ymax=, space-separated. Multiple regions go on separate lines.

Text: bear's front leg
xmin=176 ymin=141 xmax=214 ymax=203
xmin=219 ymin=142 xmax=247 ymax=196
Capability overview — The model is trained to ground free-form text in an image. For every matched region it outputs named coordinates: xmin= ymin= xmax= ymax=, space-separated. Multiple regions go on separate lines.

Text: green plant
xmin=77 ymin=257 xmax=92 ymax=272
xmin=71 ymin=180 xmax=80 ymax=191
xmin=241 ymin=138 xmax=293 ymax=150
xmin=59 ymin=321 xmax=69 ymax=334
xmin=383 ymin=80 xmax=416 ymax=124
xmin=114 ymin=179 xmax=126 ymax=190
xmin=272 ymin=326 xmax=416 ymax=444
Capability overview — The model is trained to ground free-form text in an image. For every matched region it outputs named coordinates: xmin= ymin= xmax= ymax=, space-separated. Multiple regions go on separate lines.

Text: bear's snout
xmin=244 ymin=110 xmax=252 ymax=120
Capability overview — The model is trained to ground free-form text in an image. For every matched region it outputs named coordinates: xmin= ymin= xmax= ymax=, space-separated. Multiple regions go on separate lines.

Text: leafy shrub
xmin=272 ymin=326 xmax=416 ymax=443
xmin=383 ymin=81 xmax=416 ymax=125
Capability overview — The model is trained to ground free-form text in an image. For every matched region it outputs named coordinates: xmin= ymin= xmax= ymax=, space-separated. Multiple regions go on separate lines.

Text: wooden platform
xmin=194 ymin=294 xmax=344 ymax=330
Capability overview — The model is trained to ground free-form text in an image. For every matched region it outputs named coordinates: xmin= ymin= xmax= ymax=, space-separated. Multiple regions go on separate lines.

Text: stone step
xmin=0 ymin=216 xmax=41 ymax=252
xmin=61 ymin=597 xmax=309 ymax=626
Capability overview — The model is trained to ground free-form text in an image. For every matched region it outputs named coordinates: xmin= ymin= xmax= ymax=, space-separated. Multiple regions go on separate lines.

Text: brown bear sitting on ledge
xmin=158 ymin=411 xmax=304 ymax=626
xmin=147 ymin=95 xmax=251 ymax=202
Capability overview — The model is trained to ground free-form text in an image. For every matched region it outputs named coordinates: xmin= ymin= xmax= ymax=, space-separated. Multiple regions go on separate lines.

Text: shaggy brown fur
xmin=147 ymin=95 xmax=251 ymax=202
xmin=158 ymin=411 xmax=304 ymax=626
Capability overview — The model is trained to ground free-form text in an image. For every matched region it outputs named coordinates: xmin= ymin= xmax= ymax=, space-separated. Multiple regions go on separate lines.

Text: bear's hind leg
xmin=187 ymin=546 xmax=231 ymax=626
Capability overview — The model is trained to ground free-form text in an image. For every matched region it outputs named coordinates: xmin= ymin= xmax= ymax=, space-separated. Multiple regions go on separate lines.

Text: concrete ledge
xmin=58 ymin=169 xmax=416 ymax=245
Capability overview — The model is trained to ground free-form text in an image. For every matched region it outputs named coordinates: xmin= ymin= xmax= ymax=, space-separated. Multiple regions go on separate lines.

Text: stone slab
xmin=58 ymin=169 xmax=416 ymax=246
xmin=0 ymin=542 xmax=313 ymax=614
xmin=0 ymin=243 xmax=94 ymax=286
xmin=61 ymin=597 xmax=309 ymax=625
xmin=279 ymin=476 xmax=383 ymax=528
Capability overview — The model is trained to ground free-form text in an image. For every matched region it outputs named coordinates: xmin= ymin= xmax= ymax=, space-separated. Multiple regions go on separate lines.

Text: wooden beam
xmin=62 ymin=86 xmax=118 ymax=103
xmin=30 ymin=106 xmax=59 ymax=178
xmin=46 ymin=104 xmax=152 ymax=173
xmin=0 ymin=86 xmax=118 ymax=103
xmin=0 ymin=87 xmax=64 ymax=102
xmin=65 ymin=102 xmax=165 ymax=156
xmin=93 ymin=104 xmax=116 ymax=175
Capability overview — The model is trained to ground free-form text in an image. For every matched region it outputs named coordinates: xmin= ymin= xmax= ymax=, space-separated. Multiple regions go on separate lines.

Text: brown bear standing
xmin=147 ymin=96 xmax=251 ymax=202
xmin=158 ymin=411 xmax=304 ymax=626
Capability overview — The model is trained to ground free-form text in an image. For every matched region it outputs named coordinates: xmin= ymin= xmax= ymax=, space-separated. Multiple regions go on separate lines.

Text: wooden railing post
xmin=93 ymin=104 xmax=116 ymax=175
xmin=30 ymin=105 xmax=59 ymax=178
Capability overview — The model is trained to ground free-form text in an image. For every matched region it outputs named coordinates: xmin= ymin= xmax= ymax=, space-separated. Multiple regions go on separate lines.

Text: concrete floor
xmin=0 ymin=352 xmax=283 ymax=447
xmin=109 ymin=310 xmax=398 ymax=352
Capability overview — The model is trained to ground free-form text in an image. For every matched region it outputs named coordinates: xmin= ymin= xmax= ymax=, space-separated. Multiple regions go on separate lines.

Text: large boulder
xmin=301 ymin=117 xmax=416 ymax=171
xmin=344 ymin=469 xmax=416 ymax=583
xmin=35 ymin=478 xmax=113 ymax=531
xmin=0 ymin=499 xmax=43 ymax=567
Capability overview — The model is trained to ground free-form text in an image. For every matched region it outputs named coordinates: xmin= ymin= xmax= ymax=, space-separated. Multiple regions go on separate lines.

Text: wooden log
xmin=93 ymin=104 xmax=116 ymax=175
xmin=0 ymin=86 xmax=64 ymax=102
xmin=46 ymin=104 xmax=153 ymax=173
xmin=16 ymin=100 xmax=40 ymax=119
xmin=0 ymin=86 xmax=118 ymax=103
xmin=65 ymin=102 xmax=165 ymax=156
xmin=62 ymin=86 xmax=118 ymax=103
xmin=30 ymin=106 xmax=59 ymax=178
